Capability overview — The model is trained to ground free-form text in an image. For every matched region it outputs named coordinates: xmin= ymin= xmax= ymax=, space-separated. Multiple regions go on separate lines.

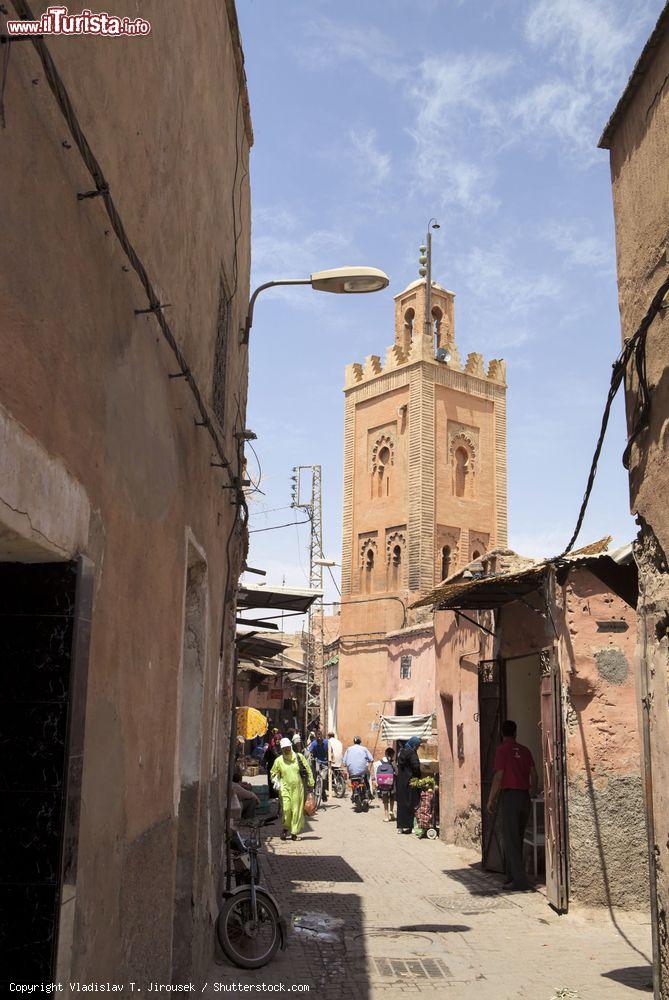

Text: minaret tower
xmin=336 ymin=235 xmax=508 ymax=747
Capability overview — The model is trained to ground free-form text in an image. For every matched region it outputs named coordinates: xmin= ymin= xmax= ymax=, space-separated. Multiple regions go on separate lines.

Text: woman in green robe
xmin=270 ymin=738 xmax=314 ymax=840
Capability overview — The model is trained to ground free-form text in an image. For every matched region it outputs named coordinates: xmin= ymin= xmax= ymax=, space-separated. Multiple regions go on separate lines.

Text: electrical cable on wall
xmin=4 ymin=0 xmax=245 ymax=487
xmin=561 ymin=269 xmax=669 ymax=556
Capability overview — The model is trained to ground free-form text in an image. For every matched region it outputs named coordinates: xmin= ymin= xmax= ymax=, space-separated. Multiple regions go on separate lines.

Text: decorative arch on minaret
xmin=448 ymin=422 xmax=479 ymax=499
xmin=370 ymin=432 xmax=395 ymax=499
xmin=359 ymin=536 xmax=378 ymax=593
xmin=385 ymin=528 xmax=407 ymax=590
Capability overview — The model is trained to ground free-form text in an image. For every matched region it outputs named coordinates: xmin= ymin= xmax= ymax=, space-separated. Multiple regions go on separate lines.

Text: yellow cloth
xmin=236 ymin=706 xmax=268 ymax=740
xmin=270 ymin=751 xmax=314 ymax=836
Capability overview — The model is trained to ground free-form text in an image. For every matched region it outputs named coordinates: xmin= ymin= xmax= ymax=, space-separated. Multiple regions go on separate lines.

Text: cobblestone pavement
xmin=207 ymin=786 xmax=652 ymax=1000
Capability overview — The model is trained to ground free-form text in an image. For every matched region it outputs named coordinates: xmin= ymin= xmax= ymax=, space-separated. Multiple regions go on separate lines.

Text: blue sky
xmin=238 ymin=0 xmax=663 ymax=616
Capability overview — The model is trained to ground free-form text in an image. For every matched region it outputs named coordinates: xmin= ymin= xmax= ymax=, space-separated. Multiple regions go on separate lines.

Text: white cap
xmin=292 ymin=733 xmax=302 ymax=744
xmin=280 ymin=737 xmax=292 ymax=749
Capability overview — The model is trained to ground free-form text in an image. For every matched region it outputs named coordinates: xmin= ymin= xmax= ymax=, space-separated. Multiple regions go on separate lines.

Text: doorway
xmin=0 ymin=559 xmax=91 ymax=988
xmin=478 ymin=658 xmax=506 ymax=872
xmin=505 ymin=654 xmax=545 ymax=886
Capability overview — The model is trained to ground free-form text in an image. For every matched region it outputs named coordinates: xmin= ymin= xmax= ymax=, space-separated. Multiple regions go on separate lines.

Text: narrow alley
xmin=209 ymin=784 xmax=652 ymax=999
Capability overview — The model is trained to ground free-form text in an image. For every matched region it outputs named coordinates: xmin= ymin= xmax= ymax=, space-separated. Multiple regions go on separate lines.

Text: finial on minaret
xmin=420 ymin=219 xmax=441 ymax=341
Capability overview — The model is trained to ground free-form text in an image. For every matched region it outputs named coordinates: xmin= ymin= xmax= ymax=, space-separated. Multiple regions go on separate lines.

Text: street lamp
xmin=240 ymin=265 xmax=390 ymax=344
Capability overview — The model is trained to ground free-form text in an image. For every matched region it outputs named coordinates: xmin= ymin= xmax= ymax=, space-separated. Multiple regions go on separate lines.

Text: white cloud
xmin=543 ymin=222 xmax=614 ymax=272
xmin=349 ymin=128 xmax=391 ymax=185
xmin=298 ymin=17 xmax=406 ymax=83
xmin=458 ymin=244 xmax=563 ymax=317
xmin=408 ymin=52 xmax=513 ymax=213
xmin=517 ymin=0 xmax=654 ymax=155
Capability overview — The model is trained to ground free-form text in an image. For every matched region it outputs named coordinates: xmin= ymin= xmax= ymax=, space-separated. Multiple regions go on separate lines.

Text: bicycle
xmin=331 ymin=765 xmax=346 ymax=798
xmin=313 ymin=759 xmax=329 ymax=809
xmin=217 ymin=819 xmax=286 ymax=969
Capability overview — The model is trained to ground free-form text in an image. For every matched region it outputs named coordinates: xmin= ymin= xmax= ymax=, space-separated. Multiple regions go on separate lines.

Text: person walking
xmin=328 ymin=730 xmax=343 ymax=769
xmin=373 ymin=747 xmax=396 ymax=822
xmin=263 ymin=737 xmax=280 ymax=802
xmin=396 ymin=737 xmax=422 ymax=833
xmin=487 ymin=720 xmax=538 ymax=891
xmin=270 ymin=737 xmax=314 ymax=841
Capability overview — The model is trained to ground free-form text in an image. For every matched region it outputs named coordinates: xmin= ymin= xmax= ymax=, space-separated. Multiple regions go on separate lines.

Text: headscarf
xmin=279 ymin=737 xmax=292 ymax=749
xmin=404 ymin=736 xmax=421 ymax=751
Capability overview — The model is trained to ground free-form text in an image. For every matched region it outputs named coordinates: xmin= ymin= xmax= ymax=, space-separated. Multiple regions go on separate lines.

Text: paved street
xmin=209 ymin=784 xmax=652 ymax=999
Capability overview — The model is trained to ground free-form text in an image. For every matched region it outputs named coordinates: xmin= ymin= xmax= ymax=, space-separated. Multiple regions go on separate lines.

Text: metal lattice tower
xmin=291 ymin=464 xmax=324 ymax=734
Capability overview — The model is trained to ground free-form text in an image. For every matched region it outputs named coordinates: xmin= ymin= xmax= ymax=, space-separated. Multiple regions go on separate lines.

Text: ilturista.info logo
xmin=5 ymin=5 xmax=151 ymax=36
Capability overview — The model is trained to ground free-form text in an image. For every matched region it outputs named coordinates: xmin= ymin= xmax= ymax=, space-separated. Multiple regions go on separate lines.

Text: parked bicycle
xmin=217 ymin=818 xmax=286 ymax=969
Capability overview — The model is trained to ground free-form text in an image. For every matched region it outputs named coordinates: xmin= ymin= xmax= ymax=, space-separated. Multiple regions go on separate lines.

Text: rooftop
xmin=599 ymin=1 xmax=669 ymax=149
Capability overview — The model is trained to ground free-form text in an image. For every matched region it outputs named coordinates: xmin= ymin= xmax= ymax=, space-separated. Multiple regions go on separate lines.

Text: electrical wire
xmin=561 ymin=270 xmax=669 ymax=556
xmin=249 ymin=518 xmax=311 ymax=534
xmin=6 ymin=0 xmax=239 ymax=481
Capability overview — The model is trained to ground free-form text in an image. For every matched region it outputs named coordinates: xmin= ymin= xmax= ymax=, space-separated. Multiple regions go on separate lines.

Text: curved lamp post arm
xmin=241 ymin=278 xmax=312 ymax=345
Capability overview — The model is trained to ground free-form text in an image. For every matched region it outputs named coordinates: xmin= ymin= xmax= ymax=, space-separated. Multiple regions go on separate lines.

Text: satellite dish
xmin=435 ymin=347 xmax=451 ymax=363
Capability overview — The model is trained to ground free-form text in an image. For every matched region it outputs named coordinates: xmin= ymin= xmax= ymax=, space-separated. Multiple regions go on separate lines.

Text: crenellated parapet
xmin=344 ymin=277 xmax=505 ymax=390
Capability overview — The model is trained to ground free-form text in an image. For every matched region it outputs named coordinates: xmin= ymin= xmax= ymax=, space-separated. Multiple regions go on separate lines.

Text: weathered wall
xmin=0 ymin=0 xmax=251 ymax=985
xmin=557 ymin=568 xmax=647 ymax=909
xmin=434 ymin=610 xmax=488 ymax=848
xmin=603 ymin=10 xmax=669 ymax=985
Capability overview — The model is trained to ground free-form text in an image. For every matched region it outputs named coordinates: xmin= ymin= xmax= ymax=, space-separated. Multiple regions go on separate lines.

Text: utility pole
xmin=291 ymin=464 xmax=324 ymax=736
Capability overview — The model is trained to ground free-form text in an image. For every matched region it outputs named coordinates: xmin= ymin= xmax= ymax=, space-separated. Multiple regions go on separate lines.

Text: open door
xmin=479 ymin=658 xmax=506 ymax=872
xmin=540 ymin=649 xmax=569 ymax=913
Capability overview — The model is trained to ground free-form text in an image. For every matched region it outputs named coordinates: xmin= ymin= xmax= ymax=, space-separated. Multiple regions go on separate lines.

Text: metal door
xmin=540 ymin=649 xmax=569 ymax=913
xmin=479 ymin=658 xmax=506 ymax=872
xmin=0 ymin=561 xmax=78 ymax=986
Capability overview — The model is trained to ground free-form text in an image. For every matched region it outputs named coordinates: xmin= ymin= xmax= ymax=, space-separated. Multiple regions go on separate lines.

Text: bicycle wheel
xmin=217 ymin=888 xmax=281 ymax=969
xmin=314 ymin=773 xmax=323 ymax=810
xmin=333 ymin=771 xmax=346 ymax=798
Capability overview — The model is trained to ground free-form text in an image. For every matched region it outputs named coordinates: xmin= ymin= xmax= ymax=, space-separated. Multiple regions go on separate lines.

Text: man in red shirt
xmin=487 ymin=720 xmax=538 ymax=891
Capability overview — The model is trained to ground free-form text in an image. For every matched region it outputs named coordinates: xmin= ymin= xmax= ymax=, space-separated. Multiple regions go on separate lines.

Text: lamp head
xmin=310 ymin=266 xmax=389 ymax=294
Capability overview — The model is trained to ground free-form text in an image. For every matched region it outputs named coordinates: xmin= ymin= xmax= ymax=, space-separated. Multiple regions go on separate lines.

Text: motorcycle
xmin=350 ymin=775 xmax=370 ymax=813
xmin=217 ymin=819 xmax=286 ymax=969
xmin=331 ymin=766 xmax=347 ymax=799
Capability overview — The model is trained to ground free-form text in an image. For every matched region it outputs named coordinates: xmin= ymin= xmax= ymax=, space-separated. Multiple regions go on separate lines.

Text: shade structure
xmin=236 ymin=706 xmax=269 ymax=740
xmin=380 ymin=714 xmax=433 ymax=741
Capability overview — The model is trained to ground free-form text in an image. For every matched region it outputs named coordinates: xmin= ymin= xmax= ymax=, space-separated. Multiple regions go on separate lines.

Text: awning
xmin=235 ymin=630 xmax=291 ymax=660
xmin=237 ymin=583 xmax=323 ymax=614
xmin=238 ymin=662 xmax=276 ymax=677
xmin=381 ymin=714 xmax=433 ymax=741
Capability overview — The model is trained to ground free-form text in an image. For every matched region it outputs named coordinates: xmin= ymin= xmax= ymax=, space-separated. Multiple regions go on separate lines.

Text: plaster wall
xmin=434 ymin=611 xmax=488 ymax=848
xmin=0 ymin=0 xmax=251 ymax=984
xmin=604 ymin=13 xmax=669 ymax=982
xmin=557 ymin=568 xmax=647 ymax=909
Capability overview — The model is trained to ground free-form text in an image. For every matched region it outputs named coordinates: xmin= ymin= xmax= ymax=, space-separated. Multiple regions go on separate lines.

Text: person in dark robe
xmin=263 ymin=730 xmax=281 ymax=800
xmin=395 ymin=736 xmax=422 ymax=833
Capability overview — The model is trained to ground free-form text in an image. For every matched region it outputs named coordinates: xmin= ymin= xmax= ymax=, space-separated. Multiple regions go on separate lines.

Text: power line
xmin=249 ymin=518 xmax=310 ymax=534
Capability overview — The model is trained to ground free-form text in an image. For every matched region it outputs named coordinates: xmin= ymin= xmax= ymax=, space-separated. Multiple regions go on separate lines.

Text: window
xmin=432 ymin=305 xmax=443 ymax=352
xmin=363 ymin=547 xmax=374 ymax=593
xmin=395 ymin=699 xmax=414 ymax=716
xmin=403 ymin=308 xmax=415 ymax=355
xmin=472 ymin=550 xmax=481 ymax=561
xmin=454 ymin=446 xmax=469 ymax=497
xmin=400 ymin=655 xmax=412 ymax=679
xmin=441 ymin=545 xmax=451 ymax=581
xmin=376 ymin=446 xmax=391 ymax=497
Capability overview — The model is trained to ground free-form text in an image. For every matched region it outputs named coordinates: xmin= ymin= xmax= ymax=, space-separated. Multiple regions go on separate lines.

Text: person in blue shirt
xmin=343 ymin=737 xmax=373 ymax=801
xmin=308 ymin=731 xmax=330 ymax=801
